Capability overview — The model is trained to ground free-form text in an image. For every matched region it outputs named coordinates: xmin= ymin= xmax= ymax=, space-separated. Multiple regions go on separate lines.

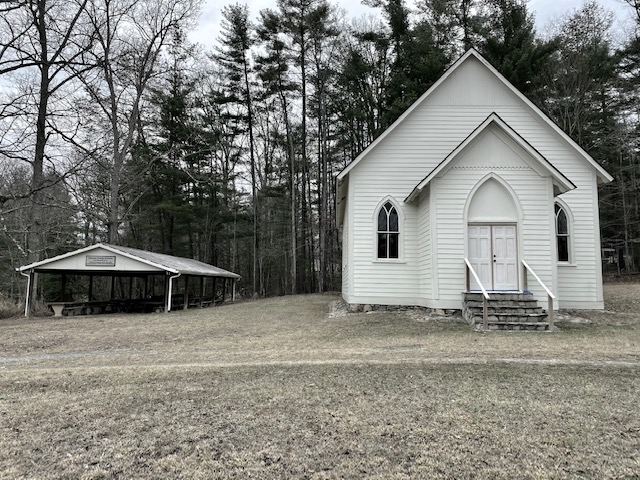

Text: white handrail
xmin=522 ymin=260 xmax=556 ymax=299
xmin=522 ymin=259 xmax=555 ymax=330
xmin=464 ymin=258 xmax=490 ymax=299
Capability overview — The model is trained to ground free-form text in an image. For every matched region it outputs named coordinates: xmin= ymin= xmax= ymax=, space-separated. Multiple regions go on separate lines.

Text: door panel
xmin=468 ymin=226 xmax=491 ymax=291
xmin=468 ymin=225 xmax=518 ymax=291
xmin=493 ymin=225 xmax=517 ymax=290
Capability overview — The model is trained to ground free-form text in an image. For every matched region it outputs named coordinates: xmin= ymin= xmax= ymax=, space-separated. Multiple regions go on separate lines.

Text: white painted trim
xmin=17 ymin=243 xmax=102 ymax=272
xmin=337 ymin=50 xmax=477 ymax=182
xmin=430 ymin=179 xmax=439 ymax=300
xmin=463 ymin=174 xmax=524 ymax=290
xmin=554 ymin=197 xmax=574 ymax=265
xmin=406 ymin=113 xmax=575 ymax=202
xmin=17 ymin=243 xmax=180 ymax=274
xmin=336 ymin=49 xmax=613 ymax=185
xmin=463 ymin=173 xmax=524 ymax=224
xmin=348 ymin=181 xmax=355 ymax=298
xmin=372 ymin=196 xmax=405 ymax=262
xmin=548 ymin=178 xmax=559 ymax=307
xmin=592 ymin=170 xmax=605 ymax=303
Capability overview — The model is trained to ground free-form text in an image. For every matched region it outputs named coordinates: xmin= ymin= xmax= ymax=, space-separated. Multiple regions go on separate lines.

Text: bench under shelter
xmin=17 ymin=243 xmax=241 ymax=318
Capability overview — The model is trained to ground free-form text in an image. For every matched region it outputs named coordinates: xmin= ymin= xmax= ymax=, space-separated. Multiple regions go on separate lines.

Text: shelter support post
xmin=164 ymin=274 xmax=170 ymax=313
xmin=222 ymin=278 xmax=227 ymax=303
xmin=200 ymin=277 xmax=205 ymax=308
xmin=212 ymin=278 xmax=217 ymax=306
xmin=183 ymin=276 xmax=189 ymax=311
xmin=110 ymin=275 xmax=115 ymax=300
xmin=88 ymin=275 xmax=94 ymax=301
xmin=61 ymin=273 xmax=67 ymax=301
xmin=31 ymin=272 xmax=38 ymax=314
xmin=232 ymin=280 xmax=236 ymax=302
xmin=20 ymin=270 xmax=33 ymax=318
xmin=167 ymin=273 xmax=181 ymax=312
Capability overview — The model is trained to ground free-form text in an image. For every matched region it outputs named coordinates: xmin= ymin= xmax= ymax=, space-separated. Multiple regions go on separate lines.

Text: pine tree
xmin=215 ymin=4 xmax=261 ymax=294
xmin=479 ymin=0 xmax=556 ymax=98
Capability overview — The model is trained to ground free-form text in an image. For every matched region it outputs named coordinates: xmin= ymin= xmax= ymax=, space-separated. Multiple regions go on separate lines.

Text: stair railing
xmin=521 ymin=260 xmax=555 ymax=330
xmin=464 ymin=258 xmax=490 ymax=330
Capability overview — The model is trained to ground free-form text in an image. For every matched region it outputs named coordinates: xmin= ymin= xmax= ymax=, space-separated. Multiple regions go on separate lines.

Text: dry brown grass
xmin=1 ymin=285 xmax=639 ymax=478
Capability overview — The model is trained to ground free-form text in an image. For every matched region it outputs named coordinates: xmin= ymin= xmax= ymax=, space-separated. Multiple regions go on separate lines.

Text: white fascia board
xmin=405 ymin=113 xmax=576 ymax=203
xmin=17 ymin=243 xmax=103 ymax=272
xmin=336 ymin=48 xmax=613 ymax=184
xmin=336 ymin=50 xmax=479 ymax=182
xmin=336 ymin=176 xmax=348 ymax=226
xmin=17 ymin=243 xmax=179 ymax=274
xmin=469 ymin=52 xmax=614 ymax=184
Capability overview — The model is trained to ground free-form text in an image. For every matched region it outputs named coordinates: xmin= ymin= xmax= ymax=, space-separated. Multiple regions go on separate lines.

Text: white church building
xmin=337 ymin=49 xmax=613 ymax=312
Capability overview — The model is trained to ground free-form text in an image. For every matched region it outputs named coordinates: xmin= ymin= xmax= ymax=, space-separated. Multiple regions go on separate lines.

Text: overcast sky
xmin=189 ymin=0 xmax=635 ymax=49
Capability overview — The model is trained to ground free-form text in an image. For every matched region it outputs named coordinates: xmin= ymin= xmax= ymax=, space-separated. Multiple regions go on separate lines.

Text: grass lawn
xmin=1 ymin=285 xmax=639 ymax=478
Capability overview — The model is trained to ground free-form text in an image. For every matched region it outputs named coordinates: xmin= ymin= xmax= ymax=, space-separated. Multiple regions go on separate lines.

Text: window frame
xmin=554 ymin=201 xmax=573 ymax=265
xmin=373 ymin=198 xmax=404 ymax=262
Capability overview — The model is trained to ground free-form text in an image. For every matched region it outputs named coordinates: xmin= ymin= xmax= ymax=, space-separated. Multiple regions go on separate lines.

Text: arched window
xmin=377 ymin=202 xmax=399 ymax=259
xmin=555 ymin=203 xmax=570 ymax=262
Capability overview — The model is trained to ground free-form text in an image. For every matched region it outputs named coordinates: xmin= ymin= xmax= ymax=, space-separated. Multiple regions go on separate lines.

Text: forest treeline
xmin=0 ymin=0 xmax=639 ymax=302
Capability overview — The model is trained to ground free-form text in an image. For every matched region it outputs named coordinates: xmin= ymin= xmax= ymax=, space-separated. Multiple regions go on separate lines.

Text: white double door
xmin=468 ymin=225 xmax=518 ymax=291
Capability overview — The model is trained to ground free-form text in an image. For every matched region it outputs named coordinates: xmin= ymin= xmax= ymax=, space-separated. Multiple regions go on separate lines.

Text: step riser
xmin=464 ymin=293 xmax=533 ymax=302
xmin=461 ymin=304 xmax=544 ymax=313
xmin=475 ymin=323 xmax=550 ymax=331
xmin=470 ymin=308 xmax=547 ymax=317
xmin=465 ymin=301 xmax=540 ymax=308
xmin=462 ymin=292 xmax=549 ymax=330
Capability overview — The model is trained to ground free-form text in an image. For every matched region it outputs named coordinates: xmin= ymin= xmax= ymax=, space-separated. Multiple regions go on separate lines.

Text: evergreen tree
xmin=480 ymin=0 xmax=556 ymax=98
xmin=215 ymin=4 xmax=261 ymax=294
xmin=371 ymin=0 xmax=449 ymax=128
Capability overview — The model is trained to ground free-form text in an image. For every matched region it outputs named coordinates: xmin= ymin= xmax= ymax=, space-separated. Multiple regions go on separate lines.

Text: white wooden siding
xmin=350 ymin=187 xmax=421 ymax=304
xmin=341 ymin=199 xmax=350 ymax=300
xmin=417 ymin=190 xmax=431 ymax=301
xmin=432 ymin=129 xmax=554 ymax=308
xmin=345 ymin=55 xmax=604 ymax=309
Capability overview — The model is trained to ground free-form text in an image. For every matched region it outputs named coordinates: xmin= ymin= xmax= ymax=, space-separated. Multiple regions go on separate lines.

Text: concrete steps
xmin=462 ymin=292 xmax=551 ymax=331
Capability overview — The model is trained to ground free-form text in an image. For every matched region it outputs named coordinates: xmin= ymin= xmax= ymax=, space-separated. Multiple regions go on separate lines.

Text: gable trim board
xmin=405 ymin=113 xmax=576 ymax=203
xmin=338 ymin=49 xmax=612 ymax=312
xmin=336 ymin=49 xmax=612 ymax=224
xmin=18 ymin=243 xmax=241 ymax=278
xmin=337 ymin=48 xmax=613 ymax=184
xmin=18 ymin=243 xmax=171 ymax=274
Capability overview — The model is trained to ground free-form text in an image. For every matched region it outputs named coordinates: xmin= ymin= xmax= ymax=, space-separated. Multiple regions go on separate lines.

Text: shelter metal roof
xmin=17 ymin=243 xmax=241 ymax=279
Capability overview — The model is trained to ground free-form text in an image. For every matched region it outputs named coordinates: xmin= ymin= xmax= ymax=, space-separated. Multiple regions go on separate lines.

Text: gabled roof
xmin=17 ymin=243 xmax=241 ymax=279
xmin=405 ymin=113 xmax=577 ymax=202
xmin=336 ymin=48 xmax=613 ymax=184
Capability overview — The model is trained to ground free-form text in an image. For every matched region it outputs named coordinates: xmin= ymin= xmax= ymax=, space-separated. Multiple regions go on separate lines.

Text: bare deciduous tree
xmin=78 ymin=0 xmax=201 ymax=243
